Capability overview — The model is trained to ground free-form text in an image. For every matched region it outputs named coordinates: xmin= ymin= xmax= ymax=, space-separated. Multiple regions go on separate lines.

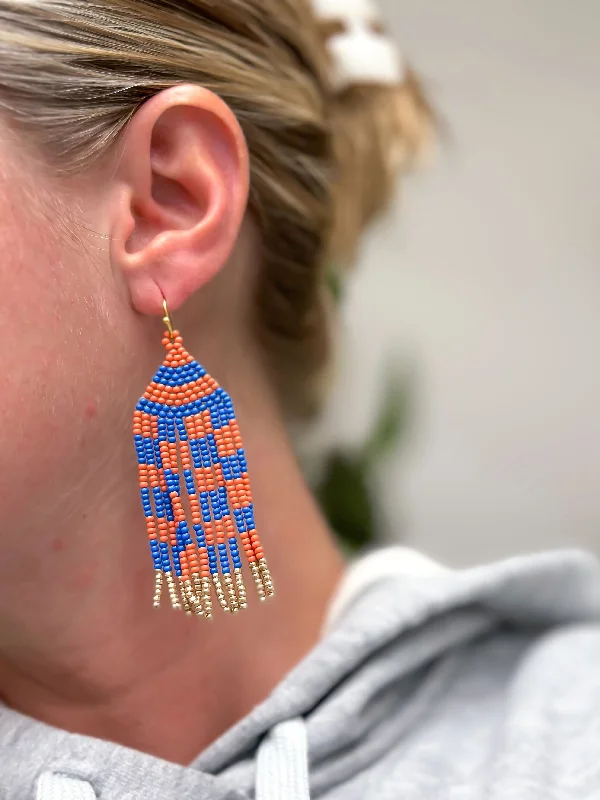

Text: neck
xmin=0 ymin=343 xmax=344 ymax=764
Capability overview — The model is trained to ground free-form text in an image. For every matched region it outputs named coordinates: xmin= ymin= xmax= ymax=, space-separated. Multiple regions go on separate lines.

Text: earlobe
xmin=110 ymin=85 xmax=249 ymax=316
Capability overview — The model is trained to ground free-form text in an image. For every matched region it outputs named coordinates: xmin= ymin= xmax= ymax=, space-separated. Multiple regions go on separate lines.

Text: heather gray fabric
xmin=2 ymin=548 xmax=600 ymax=799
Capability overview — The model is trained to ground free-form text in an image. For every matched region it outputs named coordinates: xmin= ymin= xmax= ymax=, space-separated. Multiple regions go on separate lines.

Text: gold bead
xmin=250 ymin=562 xmax=266 ymax=601
xmin=235 ymin=568 xmax=248 ymax=610
xmin=182 ymin=579 xmax=204 ymax=616
xmin=153 ymin=571 xmax=164 ymax=608
xmin=211 ymin=575 xmax=229 ymax=613
xmin=202 ymin=577 xmax=213 ymax=620
xmin=258 ymin=559 xmax=275 ymax=597
xmin=223 ymin=575 xmax=240 ymax=613
xmin=165 ymin=574 xmax=182 ymax=610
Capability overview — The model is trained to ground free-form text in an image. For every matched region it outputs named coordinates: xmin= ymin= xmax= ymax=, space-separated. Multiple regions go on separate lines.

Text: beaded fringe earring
xmin=133 ymin=300 xmax=274 ymax=617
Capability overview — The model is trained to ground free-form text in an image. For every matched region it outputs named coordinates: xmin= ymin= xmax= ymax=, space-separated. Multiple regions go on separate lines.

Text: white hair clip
xmin=311 ymin=0 xmax=405 ymax=92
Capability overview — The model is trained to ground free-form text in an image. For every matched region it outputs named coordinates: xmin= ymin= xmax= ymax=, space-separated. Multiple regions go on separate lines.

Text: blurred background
xmin=312 ymin=0 xmax=600 ymax=566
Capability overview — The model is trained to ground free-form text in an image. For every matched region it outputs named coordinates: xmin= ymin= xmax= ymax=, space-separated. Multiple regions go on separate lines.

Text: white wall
xmin=337 ymin=0 xmax=600 ymax=565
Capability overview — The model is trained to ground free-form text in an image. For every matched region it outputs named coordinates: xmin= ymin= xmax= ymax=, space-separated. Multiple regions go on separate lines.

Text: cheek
xmin=0 ymin=166 xmax=137 ymax=526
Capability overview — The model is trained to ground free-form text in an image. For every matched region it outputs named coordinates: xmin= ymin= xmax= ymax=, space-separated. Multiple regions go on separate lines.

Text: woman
xmin=1 ymin=2 xmax=599 ymax=799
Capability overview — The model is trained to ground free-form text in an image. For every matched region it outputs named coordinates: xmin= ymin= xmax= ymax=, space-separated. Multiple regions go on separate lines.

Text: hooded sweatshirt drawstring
xmin=37 ymin=773 xmax=97 ymax=800
xmin=256 ymin=718 xmax=310 ymax=800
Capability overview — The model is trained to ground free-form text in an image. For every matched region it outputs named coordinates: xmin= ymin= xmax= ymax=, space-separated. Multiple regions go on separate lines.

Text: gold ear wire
xmin=162 ymin=297 xmax=175 ymax=339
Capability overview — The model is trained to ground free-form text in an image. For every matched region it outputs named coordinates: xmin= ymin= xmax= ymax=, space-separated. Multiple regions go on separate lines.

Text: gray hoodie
xmin=2 ymin=547 xmax=600 ymax=799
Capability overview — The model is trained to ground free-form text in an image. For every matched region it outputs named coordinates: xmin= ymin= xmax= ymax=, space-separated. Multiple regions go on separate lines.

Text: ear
xmin=110 ymin=84 xmax=249 ymax=316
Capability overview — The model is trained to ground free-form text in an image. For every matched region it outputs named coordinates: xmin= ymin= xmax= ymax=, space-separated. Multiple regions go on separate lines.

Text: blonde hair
xmin=0 ymin=0 xmax=430 ymax=415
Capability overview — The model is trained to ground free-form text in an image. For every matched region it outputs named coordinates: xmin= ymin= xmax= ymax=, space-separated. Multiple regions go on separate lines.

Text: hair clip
xmin=311 ymin=0 xmax=405 ymax=92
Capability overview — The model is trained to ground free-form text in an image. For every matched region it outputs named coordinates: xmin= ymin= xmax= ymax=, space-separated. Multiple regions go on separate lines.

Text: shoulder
xmin=512 ymin=623 xmax=600 ymax=707
xmin=489 ymin=624 xmax=600 ymax=796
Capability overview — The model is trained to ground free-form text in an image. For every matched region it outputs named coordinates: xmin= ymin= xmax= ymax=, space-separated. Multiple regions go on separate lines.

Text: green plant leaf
xmin=316 ymin=363 xmax=414 ymax=551
xmin=316 ymin=453 xmax=374 ymax=552
xmin=364 ymin=370 xmax=411 ymax=466
xmin=326 ymin=262 xmax=344 ymax=303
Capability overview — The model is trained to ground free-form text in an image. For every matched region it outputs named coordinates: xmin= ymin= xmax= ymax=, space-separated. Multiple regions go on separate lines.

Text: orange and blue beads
xmin=133 ymin=330 xmax=274 ymax=617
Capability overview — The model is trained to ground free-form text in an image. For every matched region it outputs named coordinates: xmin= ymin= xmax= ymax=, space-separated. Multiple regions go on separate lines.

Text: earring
xmin=133 ymin=299 xmax=274 ymax=618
